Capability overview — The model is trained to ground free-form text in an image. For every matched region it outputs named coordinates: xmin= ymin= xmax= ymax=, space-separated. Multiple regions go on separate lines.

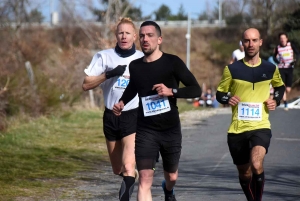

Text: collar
xmin=115 ymin=43 xmax=136 ymax=58
xmin=243 ymin=58 xmax=262 ymax=67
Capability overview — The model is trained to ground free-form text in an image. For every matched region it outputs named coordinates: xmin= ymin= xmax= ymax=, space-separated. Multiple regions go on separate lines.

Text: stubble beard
xmin=245 ymin=50 xmax=259 ymax=59
xmin=142 ymin=48 xmax=154 ymax=56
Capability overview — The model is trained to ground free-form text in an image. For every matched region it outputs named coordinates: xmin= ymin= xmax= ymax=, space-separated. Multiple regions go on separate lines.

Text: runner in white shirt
xmin=82 ymin=18 xmax=143 ymax=201
xmin=230 ymin=40 xmax=245 ymax=64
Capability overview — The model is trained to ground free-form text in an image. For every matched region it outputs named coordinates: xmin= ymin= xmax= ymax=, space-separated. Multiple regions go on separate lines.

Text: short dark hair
xmin=278 ymin=32 xmax=288 ymax=39
xmin=140 ymin=21 xmax=161 ymax=36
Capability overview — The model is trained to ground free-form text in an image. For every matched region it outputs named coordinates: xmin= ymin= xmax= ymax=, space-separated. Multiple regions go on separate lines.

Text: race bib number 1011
xmin=141 ymin=94 xmax=171 ymax=117
xmin=238 ymin=102 xmax=262 ymax=121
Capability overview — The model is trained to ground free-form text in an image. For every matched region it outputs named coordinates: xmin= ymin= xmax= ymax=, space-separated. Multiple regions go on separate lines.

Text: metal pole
xmin=186 ymin=13 xmax=191 ymax=70
xmin=219 ymin=0 xmax=222 ymax=27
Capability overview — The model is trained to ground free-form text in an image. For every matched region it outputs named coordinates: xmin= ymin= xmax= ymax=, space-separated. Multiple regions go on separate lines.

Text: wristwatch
xmin=172 ymin=88 xmax=178 ymax=95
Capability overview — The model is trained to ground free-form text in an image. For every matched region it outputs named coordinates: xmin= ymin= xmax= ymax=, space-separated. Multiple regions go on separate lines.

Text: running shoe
xmin=162 ymin=180 xmax=177 ymax=201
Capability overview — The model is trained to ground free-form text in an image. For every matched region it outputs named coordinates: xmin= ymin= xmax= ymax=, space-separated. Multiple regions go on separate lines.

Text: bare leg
xmin=106 ymin=139 xmax=123 ymax=175
xmin=163 ymin=170 xmax=178 ymax=191
xmin=137 ymin=169 xmax=154 ymax=201
xmin=121 ymin=133 xmax=136 ymax=177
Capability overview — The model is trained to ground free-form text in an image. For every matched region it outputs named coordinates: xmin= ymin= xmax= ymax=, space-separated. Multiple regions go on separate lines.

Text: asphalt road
xmin=67 ymin=108 xmax=300 ymax=201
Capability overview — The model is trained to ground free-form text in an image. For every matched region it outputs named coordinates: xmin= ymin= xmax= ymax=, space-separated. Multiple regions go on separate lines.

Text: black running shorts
xmin=227 ymin=128 xmax=272 ymax=165
xmin=135 ymin=124 xmax=182 ymax=173
xmin=103 ymin=107 xmax=138 ymax=141
xmin=279 ymin=68 xmax=293 ymax=87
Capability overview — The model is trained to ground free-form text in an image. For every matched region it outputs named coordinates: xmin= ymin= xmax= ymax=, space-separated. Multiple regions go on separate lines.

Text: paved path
xmin=61 ymin=108 xmax=300 ymax=201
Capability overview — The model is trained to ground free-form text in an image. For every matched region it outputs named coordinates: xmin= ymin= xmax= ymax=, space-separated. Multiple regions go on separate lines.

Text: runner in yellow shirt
xmin=216 ymin=28 xmax=285 ymax=201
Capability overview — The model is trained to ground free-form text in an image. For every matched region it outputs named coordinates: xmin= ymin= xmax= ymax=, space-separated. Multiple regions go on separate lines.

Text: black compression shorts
xmin=227 ymin=128 xmax=272 ymax=165
xmin=103 ymin=107 xmax=138 ymax=141
xmin=135 ymin=124 xmax=182 ymax=173
xmin=279 ymin=68 xmax=293 ymax=87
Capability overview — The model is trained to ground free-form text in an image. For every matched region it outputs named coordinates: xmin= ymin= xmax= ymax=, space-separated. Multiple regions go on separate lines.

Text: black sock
xmin=239 ymin=177 xmax=254 ymax=201
xmin=284 ymin=101 xmax=287 ymax=107
xmin=252 ymin=172 xmax=265 ymax=201
xmin=163 ymin=182 xmax=174 ymax=195
xmin=119 ymin=176 xmax=135 ymax=201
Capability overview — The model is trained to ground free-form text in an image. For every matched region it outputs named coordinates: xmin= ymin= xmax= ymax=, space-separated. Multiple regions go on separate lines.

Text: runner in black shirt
xmin=113 ymin=21 xmax=201 ymax=201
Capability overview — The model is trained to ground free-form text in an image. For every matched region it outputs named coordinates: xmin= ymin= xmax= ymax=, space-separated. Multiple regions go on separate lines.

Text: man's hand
xmin=105 ymin=65 xmax=126 ymax=79
xmin=113 ymin=101 xmax=124 ymax=116
xmin=264 ymin=99 xmax=276 ymax=111
xmin=228 ymin=95 xmax=240 ymax=106
xmin=152 ymin=84 xmax=173 ymax=96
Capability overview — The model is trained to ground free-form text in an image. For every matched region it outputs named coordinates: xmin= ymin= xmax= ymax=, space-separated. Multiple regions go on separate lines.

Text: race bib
xmin=113 ymin=76 xmax=129 ymax=91
xmin=238 ymin=102 xmax=262 ymax=121
xmin=141 ymin=94 xmax=171 ymax=117
xmin=282 ymin=52 xmax=291 ymax=58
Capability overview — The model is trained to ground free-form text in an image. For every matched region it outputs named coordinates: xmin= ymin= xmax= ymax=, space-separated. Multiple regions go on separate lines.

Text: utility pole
xmin=185 ymin=12 xmax=191 ymax=70
xmin=219 ymin=0 xmax=222 ymax=27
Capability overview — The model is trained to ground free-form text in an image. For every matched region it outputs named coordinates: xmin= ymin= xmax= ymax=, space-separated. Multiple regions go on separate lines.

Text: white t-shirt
xmin=84 ymin=48 xmax=144 ymax=110
xmin=232 ymin=49 xmax=245 ymax=62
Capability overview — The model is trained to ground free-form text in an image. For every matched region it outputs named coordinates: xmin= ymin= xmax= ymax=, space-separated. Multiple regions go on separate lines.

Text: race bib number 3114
xmin=238 ymin=102 xmax=262 ymax=121
xmin=141 ymin=94 xmax=171 ymax=117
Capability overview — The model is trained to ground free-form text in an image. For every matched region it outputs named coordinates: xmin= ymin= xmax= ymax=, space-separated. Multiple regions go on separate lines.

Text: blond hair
xmin=116 ymin=17 xmax=136 ymax=33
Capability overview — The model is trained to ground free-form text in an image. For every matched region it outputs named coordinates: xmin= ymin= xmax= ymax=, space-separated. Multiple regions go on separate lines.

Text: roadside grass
xmin=0 ymin=109 xmax=106 ymax=200
xmin=177 ymin=99 xmax=204 ymax=113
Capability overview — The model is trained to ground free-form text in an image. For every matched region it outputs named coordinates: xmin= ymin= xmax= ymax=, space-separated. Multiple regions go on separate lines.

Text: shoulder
xmin=130 ymin=57 xmax=144 ymax=66
xmin=228 ymin=59 xmax=244 ymax=70
xmin=92 ymin=48 xmax=116 ymax=59
xmin=161 ymin=53 xmax=185 ymax=68
xmin=162 ymin=52 xmax=182 ymax=61
xmin=97 ymin=48 xmax=115 ymax=55
xmin=261 ymin=59 xmax=276 ymax=69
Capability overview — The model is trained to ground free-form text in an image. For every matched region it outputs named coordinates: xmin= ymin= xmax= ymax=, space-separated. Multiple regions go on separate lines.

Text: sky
xmin=42 ymin=0 xmax=219 ymax=22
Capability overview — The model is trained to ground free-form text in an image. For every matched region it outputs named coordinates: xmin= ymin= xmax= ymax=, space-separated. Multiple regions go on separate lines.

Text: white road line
xmin=275 ymin=138 xmax=300 ymax=142
xmin=199 ymin=152 xmax=229 ymax=182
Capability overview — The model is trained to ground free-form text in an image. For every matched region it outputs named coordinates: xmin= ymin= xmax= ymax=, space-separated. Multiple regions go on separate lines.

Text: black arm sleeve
xmin=173 ymin=58 xmax=201 ymax=98
xmin=273 ymin=47 xmax=280 ymax=64
xmin=273 ymin=85 xmax=285 ymax=107
xmin=119 ymin=80 xmax=138 ymax=105
xmin=292 ymin=43 xmax=300 ymax=61
xmin=216 ymin=91 xmax=230 ymax=104
xmin=119 ymin=67 xmax=138 ymax=105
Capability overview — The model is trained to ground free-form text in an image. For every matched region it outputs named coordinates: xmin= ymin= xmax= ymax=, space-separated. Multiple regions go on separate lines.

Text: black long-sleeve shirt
xmin=120 ymin=52 xmax=201 ymax=131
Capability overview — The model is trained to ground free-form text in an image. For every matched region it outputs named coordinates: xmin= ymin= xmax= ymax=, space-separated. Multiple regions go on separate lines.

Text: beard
xmin=142 ymin=48 xmax=154 ymax=56
xmin=245 ymin=49 xmax=259 ymax=58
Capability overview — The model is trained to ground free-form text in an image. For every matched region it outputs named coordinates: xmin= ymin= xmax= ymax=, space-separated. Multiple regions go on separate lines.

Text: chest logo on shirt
xmin=261 ymin=74 xmax=267 ymax=78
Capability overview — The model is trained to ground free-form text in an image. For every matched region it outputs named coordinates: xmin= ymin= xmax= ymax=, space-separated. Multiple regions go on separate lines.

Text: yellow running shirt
xmin=217 ymin=58 xmax=284 ymax=134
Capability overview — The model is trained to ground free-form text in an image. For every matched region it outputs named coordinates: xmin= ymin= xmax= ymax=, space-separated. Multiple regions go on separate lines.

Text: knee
xmin=122 ymin=163 xmax=135 ymax=176
xmin=164 ymin=171 xmax=178 ymax=183
xmin=237 ymin=166 xmax=252 ymax=179
xmin=251 ymin=161 xmax=263 ymax=174
xmin=139 ymin=171 xmax=153 ymax=187
xmin=168 ymin=172 xmax=178 ymax=182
